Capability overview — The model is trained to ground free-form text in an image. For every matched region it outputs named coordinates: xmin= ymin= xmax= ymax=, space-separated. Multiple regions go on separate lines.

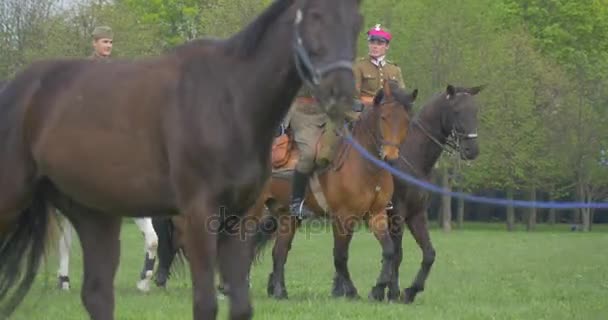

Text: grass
xmin=8 ymin=221 xmax=608 ymax=320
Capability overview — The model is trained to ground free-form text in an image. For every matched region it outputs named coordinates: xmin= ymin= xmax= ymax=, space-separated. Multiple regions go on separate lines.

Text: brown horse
xmin=258 ymin=81 xmax=418 ymax=300
xmin=374 ymin=84 xmax=485 ymax=303
xmin=0 ymin=1 xmax=363 ymax=319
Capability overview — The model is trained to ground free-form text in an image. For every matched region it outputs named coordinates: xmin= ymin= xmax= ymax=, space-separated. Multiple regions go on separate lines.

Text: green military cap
xmin=92 ymin=26 xmax=113 ymax=40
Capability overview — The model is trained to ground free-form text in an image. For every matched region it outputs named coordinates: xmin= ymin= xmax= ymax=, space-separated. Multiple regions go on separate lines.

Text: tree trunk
xmin=526 ymin=187 xmax=537 ymax=231
xmin=581 ymin=192 xmax=591 ymax=232
xmin=457 ymin=190 xmax=465 ymax=229
xmin=506 ymin=188 xmax=515 ymax=231
xmin=441 ymin=166 xmax=452 ymax=232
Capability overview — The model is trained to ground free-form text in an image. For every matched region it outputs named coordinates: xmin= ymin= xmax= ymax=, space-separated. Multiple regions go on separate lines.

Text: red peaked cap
xmin=367 ymin=24 xmax=392 ymax=42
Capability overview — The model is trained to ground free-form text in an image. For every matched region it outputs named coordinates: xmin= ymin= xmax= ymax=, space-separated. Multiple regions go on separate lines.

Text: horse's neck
xmin=343 ymin=110 xmax=383 ymax=174
xmin=227 ymin=4 xmax=302 ymax=142
xmin=407 ymin=103 xmax=448 ymax=176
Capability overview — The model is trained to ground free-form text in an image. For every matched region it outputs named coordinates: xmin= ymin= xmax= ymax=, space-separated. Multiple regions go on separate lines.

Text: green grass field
xmin=9 ymin=221 xmax=608 ymax=320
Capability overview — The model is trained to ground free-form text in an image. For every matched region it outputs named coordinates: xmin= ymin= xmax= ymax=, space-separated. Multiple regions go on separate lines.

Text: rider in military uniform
xmin=287 ymin=83 xmax=340 ymax=219
xmin=352 ymin=24 xmax=406 ymax=210
xmin=353 ymin=24 xmax=406 ymax=109
xmin=90 ymin=26 xmax=114 ymax=61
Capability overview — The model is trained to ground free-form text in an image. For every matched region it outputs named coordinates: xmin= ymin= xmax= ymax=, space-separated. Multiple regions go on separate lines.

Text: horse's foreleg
xmin=69 ymin=209 xmax=121 ymax=320
xmin=134 ymin=217 xmax=158 ymax=293
xmin=331 ymin=216 xmax=358 ymax=299
xmin=402 ymin=211 xmax=436 ymax=304
xmin=368 ymin=209 xmax=395 ymax=302
xmin=182 ymin=200 xmax=218 ymax=320
xmin=387 ymin=209 xmax=405 ymax=302
xmin=217 ymin=214 xmax=255 ymax=320
xmin=267 ymin=215 xmax=297 ymax=299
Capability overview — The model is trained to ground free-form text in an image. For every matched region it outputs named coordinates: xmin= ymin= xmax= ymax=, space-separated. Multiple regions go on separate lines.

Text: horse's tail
xmin=0 ymin=180 xmax=51 ymax=318
xmin=252 ymin=198 xmax=280 ymax=263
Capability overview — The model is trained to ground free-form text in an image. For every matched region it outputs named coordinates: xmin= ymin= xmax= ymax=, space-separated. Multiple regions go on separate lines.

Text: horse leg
xmin=402 ymin=212 xmax=436 ymax=304
xmin=152 ymin=217 xmax=179 ymax=288
xmin=387 ymin=211 xmax=405 ymax=302
xmin=368 ymin=210 xmax=395 ymax=302
xmin=217 ymin=214 xmax=255 ymax=320
xmin=331 ymin=216 xmax=358 ymax=299
xmin=67 ymin=206 xmax=121 ymax=320
xmin=267 ymin=215 xmax=297 ymax=299
xmin=181 ymin=199 xmax=219 ymax=319
xmin=56 ymin=210 xmax=73 ymax=291
xmin=134 ymin=217 xmax=158 ymax=293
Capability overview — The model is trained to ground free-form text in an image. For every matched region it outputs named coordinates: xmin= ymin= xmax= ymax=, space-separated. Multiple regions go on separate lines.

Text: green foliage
xmin=1 ymin=0 xmax=607 ymax=206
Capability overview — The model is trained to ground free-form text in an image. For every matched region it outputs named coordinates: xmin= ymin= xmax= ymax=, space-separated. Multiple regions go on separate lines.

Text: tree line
xmin=1 ymin=0 xmax=607 ymax=231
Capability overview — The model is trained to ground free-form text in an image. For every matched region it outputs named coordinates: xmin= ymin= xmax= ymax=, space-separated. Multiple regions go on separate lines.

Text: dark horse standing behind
xmin=372 ymin=84 xmax=485 ymax=303
xmin=0 ymin=0 xmax=363 ymax=319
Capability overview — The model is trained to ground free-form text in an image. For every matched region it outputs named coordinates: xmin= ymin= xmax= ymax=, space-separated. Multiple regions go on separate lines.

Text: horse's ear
xmin=446 ymin=84 xmax=456 ymax=99
xmin=467 ymin=84 xmax=486 ymax=95
xmin=411 ymin=88 xmax=419 ymax=102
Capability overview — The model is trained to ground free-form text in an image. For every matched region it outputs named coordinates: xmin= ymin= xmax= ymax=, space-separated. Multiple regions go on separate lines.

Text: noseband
xmin=292 ymin=9 xmax=354 ymax=90
xmin=412 ymin=93 xmax=478 ymax=156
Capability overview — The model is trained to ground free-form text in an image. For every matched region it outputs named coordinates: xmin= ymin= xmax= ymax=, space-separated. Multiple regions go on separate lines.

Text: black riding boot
xmin=290 ymin=170 xmax=313 ymax=219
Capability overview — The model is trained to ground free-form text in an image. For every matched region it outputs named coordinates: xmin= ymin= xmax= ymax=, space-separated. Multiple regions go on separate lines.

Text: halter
xmin=292 ymin=9 xmax=354 ymax=91
xmin=411 ymin=92 xmax=478 ymax=156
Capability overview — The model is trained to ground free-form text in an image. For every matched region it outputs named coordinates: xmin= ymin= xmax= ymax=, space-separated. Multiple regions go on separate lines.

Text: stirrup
xmin=289 ymin=199 xmax=313 ymax=220
xmin=386 ymin=201 xmax=394 ymax=211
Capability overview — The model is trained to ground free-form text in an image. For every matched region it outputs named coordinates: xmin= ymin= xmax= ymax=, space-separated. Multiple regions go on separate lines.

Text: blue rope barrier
xmin=342 ymin=126 xmax=608 ymax=209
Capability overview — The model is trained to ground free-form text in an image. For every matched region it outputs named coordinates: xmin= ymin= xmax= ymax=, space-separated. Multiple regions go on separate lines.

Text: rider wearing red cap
xmin=352 ymin=24 xmax=406 ymax=211
xmin=353 ymin=24 xmax=406 ymax=108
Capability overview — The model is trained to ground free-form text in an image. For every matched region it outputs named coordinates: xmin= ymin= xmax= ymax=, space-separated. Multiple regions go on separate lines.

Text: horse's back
xmin=4 ymin=56 xmax=181 ymax=214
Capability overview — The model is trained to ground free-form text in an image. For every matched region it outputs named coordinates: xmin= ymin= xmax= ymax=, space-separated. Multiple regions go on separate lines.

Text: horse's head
xmin=373 ymin=80 xmax=418 ymax=162
xmin=441 ymin=84 xmax=485 ymax=160
xmin=294 ymin=0 xmax=362 ymax=120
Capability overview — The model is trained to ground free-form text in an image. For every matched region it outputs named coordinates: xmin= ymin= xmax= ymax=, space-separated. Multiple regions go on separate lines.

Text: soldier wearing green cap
xmin=90 ymin=26 xmax=114 ymax=61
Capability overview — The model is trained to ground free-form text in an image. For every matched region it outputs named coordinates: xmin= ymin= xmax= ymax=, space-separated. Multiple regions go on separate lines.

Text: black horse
xmin=370 ymin=85 xmax=484 ymax=303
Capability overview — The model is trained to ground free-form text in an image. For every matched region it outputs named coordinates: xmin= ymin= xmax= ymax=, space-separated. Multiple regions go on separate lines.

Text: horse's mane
xmin=224 ymin=0 xmax=296 ymax=57
xmin=172 ymin=0 xmax=296 ymax=58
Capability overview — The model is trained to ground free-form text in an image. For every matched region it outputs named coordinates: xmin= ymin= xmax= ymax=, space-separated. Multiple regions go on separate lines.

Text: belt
xmin=295 ymin=96 xmax=318 ymax=104
xmin=360 ymin=95 xmax=374 ymax=107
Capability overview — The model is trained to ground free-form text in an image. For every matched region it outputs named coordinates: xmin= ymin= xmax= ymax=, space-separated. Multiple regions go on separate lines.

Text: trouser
xmin=290 ymin=107 xmax=328 ymax=174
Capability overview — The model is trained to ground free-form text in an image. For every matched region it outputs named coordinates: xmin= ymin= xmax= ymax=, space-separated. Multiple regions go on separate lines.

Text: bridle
xmin=354 ymin=97 xmax=407 ymax=161
xmin=292 ymin=9 xmax=354 ymax=92
xmin=412 ymin=93 xmax=478 ymax=157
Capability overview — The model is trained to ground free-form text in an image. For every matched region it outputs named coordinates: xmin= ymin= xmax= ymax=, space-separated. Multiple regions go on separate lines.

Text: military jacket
xmin=354 ymin=57 xmax=405 ymax=98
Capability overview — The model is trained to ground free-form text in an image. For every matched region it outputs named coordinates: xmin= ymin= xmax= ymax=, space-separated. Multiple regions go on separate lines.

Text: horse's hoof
xmin=368 ymin=286 xmax=385 ymax=302
xmin=346 ymin=291 xmax=361 ymax=300
xmin=57 ymin=276 xmax=70 ymax=291
xmin=136 ymin=279 xmax=151 ymax=293
xmin=401 ymin=287 xmax=417 ymax=304
xmin=387 ymin=288 xmax=401 ymax=302
xmin=271 ymin=286 xmax=288 ymax=300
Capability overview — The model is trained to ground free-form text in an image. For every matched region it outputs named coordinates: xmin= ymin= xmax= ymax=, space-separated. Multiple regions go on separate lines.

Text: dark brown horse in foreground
xmin=373 ymin=84 xmax=484 ymax=303
xmin=0 ymin=0 xmax=363 ymax=319
xmin=151 ymin=81 xmax=417 ymax=299
xmin=260 ymin=82 xmax=418 ymax=300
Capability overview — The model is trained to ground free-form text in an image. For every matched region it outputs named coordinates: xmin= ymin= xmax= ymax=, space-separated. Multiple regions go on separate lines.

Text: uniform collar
xmin=369 ymin=55 xmax=386 ymax=67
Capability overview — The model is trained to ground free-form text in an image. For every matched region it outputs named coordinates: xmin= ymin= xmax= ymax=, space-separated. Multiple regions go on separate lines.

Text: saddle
xmin=270 ymin=124 xmax=349 ymax=214
xmin=270 ymin=126 xmax=333 ymax=172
